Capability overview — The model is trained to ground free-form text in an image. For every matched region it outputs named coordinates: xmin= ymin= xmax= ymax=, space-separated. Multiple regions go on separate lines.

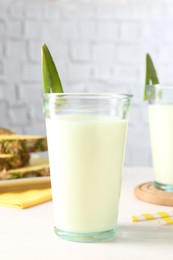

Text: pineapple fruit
xmin=0 ymin=128 xmax=14 ymax=135
xmin=0 ymin=153 xmax=30 ymax=171
xmin=0 ymin=158 xmax=49 ymax=180
xmin=0 ymin=135 xmax=47 ymax=154
xmin=0 ymin=129 xmax=49 ymax=180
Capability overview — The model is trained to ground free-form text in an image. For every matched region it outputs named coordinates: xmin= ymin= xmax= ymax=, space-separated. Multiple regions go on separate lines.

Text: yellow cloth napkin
xmin=0 ymin=188 xmax=52 ymax=209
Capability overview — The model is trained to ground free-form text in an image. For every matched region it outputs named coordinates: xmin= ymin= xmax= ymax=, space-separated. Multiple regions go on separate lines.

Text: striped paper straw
xmin=158 ymin=217 xmax=173 ymax=225
xmin=132 ymin=211 xmax=173 ymax=224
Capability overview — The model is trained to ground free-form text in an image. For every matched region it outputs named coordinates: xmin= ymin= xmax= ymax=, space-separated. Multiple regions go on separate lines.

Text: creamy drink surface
xmin=148 ymin=104 xmax=173 ymax=185
xmin=46 ymin=116 xmax=128 ymax=233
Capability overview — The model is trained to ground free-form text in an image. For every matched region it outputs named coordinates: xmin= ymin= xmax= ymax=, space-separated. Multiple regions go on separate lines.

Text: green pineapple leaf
xmin=144 ymin=53 xmax=159 ymax=100
xmin=41 ymin=43 xmax=64 ymax=93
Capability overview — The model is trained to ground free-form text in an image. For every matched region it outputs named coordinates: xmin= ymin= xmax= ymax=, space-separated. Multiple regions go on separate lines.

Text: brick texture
xmin=0 ymin=0 xmax=172 ymax=166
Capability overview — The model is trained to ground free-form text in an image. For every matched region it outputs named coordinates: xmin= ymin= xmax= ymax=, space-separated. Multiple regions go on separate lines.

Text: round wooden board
xmin=135 ymin=182 xmax=173 ymax=206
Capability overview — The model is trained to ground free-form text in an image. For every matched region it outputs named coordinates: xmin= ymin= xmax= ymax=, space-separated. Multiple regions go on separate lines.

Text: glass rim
xmin=42 ymin=93 xmax=133 ymax=101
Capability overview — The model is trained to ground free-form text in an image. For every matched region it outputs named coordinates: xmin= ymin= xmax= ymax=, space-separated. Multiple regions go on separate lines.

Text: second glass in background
xmin=146 ymin=85 xmax=173 ymax=192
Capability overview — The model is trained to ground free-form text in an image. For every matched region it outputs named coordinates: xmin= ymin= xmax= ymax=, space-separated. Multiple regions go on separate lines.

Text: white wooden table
xmin=0 ymin=168 xmax=173 ymax=260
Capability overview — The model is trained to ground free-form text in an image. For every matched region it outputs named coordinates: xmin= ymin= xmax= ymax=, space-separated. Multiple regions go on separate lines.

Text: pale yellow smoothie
xmin=148 ymin=104 xmax=173 ymax=185
xmin=46 ymin=116 xmax=128 ymax=233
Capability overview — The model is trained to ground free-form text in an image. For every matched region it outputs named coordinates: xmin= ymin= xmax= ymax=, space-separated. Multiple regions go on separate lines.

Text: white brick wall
xmin=6 ymin=40 xmax=26 ymax=60
xmin=6 ymin=21 xmax=23 ymax=38
xmin=0 ymin=0 xmax=173 ymax=165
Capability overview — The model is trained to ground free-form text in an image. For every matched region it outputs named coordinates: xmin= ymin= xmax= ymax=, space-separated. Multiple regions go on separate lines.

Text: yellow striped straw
xmin=132 ymin=211 xmax=173 ymax=224
xmin=158 ymin=217 xmax=173 ymax=225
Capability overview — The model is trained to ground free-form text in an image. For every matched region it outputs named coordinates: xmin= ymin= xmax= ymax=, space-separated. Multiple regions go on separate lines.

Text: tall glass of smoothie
xmin=146 ymin=85 xmax=173 ymax=192
xmin=43 ymin=93 xmax=132 ymax=242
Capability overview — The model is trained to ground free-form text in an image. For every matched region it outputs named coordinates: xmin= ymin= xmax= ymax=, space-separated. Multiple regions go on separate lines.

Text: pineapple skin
xmin=0 ymin=166 xmax=50 ymax=180
xmin=0 ymin=153 xmax=30 ymax=171
xmin=0 ymin=137 xmax=48 ymax=154
xmin=0 ymin=128 xmax=14 ymax=135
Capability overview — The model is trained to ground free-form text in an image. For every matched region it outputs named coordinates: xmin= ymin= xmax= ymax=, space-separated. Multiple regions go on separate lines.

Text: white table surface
xmin=0 ymin=168 xmax=173 ymax=260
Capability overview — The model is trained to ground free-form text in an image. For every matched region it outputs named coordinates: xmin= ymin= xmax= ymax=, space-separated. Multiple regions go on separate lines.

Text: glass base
xmin=154 ymin=181 xmax=173 ymax=192
xmin=54 ymin=226 xmax=118 ymax=243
